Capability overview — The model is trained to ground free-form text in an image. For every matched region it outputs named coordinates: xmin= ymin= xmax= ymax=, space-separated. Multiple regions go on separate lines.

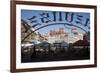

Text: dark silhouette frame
xmin=10 ymin=0 xmax=97 ymax=72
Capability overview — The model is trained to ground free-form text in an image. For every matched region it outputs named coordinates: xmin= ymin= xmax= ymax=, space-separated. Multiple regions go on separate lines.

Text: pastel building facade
xmin=42 ymin=27 xmax=84 ymax=44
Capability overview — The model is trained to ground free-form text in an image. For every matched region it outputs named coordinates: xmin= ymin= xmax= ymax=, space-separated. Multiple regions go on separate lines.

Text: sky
xmin=21 ymin=9 xmax=90 ymax=34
